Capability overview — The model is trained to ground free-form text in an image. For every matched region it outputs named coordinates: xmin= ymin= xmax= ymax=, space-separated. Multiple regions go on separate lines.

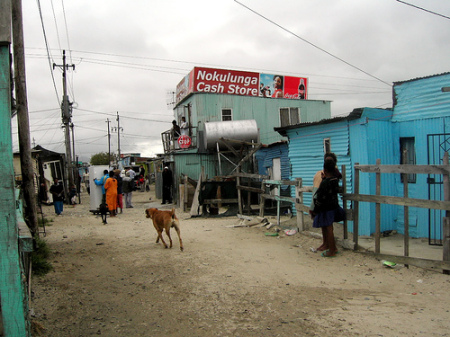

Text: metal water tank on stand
xmin=203 ymin=119 xmax=259 ymax=151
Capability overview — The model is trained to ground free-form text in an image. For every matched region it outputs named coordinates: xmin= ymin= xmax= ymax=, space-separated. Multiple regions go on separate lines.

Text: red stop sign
xmin=178 ymin=135 xmax=191 ymax=148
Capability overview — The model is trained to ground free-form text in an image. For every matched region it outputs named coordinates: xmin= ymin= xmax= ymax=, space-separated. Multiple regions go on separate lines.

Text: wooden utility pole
xmin=106 ymin=118 xmax=111 ymax=165
xmin=12 ymin=0 xmax=38 ymax=236
xmin=113 ymin=112 xmax=123 ymax=166
xmin=53 ymin=50 xmax=75 ymax=192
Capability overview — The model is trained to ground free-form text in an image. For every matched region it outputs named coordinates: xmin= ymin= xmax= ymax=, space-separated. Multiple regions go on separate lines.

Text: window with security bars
xmin=222 ymin=109 xmax=232 ymax=121
xmin=400 ymin=137 xmax=416 ymax=183
xmin=279 ymin=107 xmax=300 ymax=127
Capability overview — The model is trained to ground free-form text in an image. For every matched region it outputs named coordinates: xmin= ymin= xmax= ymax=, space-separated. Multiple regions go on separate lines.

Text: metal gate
xmin=427 ymin=133 xmax=450 ymax=245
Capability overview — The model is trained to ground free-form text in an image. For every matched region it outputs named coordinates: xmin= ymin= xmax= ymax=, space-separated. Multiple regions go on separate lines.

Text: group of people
xmin=48 ymin=152 xmax=343 ymax=256
xmin=171 ymin=117 xmax=189 ymax=149
xmin=93 ymin=166 xmax=140 ymax=217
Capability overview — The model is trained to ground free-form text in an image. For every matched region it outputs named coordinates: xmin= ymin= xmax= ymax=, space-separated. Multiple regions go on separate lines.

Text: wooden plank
xmin=189 ymin=167 xmax=204 ymax=216
xmin=375 ymin=159 xmax=381 ymax=254
xmin=264 ymin=179 xmax=301 ymax=186
xmin=234 ymin=172 xmax=269 ymax=179
xmin=343 ymin=193 xmax=450 ymax=210
xmin=355 ymin=164 xmax=450 ymax=175
xmin=0 ymin=0 xmax=11 ymax=44
xmin=260 ymin=194 xmax=295 ymax=203
xmin=443 ymin=153 xmax=450 ymax=274
xmin=360 ymin=252 xmax=450 ymax=272
xmin=295 ymin=178 xmax=305 ymax=231
xmin=342 ymin=165 xmax=348 ymax=239
xmin=402 ymin=150 xmax=409 ymax=258
xmin=353 ymin=164 xmax=360 ymax=250
xmin=236 ymin=185 xmax=264 ymax=193
xmin=0 ymin=44 xmax=29 ymax=336
xmin=203 ymin=198 xmax=238 ymax=204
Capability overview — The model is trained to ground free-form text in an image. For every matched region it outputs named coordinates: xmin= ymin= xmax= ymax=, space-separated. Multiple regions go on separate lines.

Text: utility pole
xmin=106 ymin=118 xmax=111 ymax=166
xmin=53 ymin=50 xmax=75 ymax=194
xmin=12 ymin=0 xmax=39 ymax=236
xmin=112 ymin=111 xmax=123 ymax=166
xmin=70 ymin=122 xmax=77 ymax=187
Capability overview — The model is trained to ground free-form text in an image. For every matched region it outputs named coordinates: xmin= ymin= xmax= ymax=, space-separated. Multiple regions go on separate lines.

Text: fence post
xmin=375 ymin=159 xmax=381 ymax=254
xmin=402 ymin=149 xmax=410 ymax=258
xmin=259 ymin=180 xmax=265 ymax=217
xmin=342 ymin=165 xmax=348 ymax=240
xmin=353 ymin=163 xmax=360 ymax=250
xmin=295 ymin=178 xmax=304 ymax=231
xmin=443 ymin=152 xmax=450 ymax=274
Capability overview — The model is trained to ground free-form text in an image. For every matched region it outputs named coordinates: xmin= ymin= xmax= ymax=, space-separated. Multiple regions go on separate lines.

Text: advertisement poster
xmin=176 ymin=67 xmax=308 ymax=104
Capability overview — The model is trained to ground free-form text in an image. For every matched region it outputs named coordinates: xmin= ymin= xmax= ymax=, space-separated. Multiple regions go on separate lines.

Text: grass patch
xmin=38 ymin=216 xmax=53 ymax=227
xmin=31 ymin=237 xmax=53 ymax=276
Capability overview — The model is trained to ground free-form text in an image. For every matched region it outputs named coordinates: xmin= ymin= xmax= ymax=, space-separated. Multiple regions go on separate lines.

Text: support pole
xmin=12 ymin=0 xmax=38 ymax=235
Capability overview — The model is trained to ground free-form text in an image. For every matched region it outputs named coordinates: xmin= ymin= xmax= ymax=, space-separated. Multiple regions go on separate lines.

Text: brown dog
xmin=145 ymin=208 xmax=184 ymax=251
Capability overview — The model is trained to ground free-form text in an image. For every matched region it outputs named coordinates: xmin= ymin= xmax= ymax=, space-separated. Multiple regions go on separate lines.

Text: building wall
xmin=393 ymin=72 xmax=450 ymax=122
xmin=175 ymin=93 xmax=331 ymax=145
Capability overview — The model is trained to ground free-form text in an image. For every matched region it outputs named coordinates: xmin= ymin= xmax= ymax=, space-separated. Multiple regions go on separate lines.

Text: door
xmin=427 ymin=133 xmax=450 ymax=245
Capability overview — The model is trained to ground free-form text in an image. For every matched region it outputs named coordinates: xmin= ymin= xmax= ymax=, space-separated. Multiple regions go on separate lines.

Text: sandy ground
xmin=30 ymin=187 xmax=450 ymax=337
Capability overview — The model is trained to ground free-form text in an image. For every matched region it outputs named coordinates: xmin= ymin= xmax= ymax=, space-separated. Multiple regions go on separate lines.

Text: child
xmin=69 ymin=184 xmax=77 ymax=206
xmin=312 ymin=158 xmax=345 ymax=257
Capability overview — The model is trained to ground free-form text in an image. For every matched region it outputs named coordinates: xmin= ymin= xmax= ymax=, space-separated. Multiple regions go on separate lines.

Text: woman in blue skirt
xmin=312 ymin=158 xmax=345 ymax=257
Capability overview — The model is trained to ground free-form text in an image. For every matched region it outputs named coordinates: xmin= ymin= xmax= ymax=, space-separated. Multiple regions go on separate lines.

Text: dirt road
xmin=31 ymin=188 xmax=450 ymax=336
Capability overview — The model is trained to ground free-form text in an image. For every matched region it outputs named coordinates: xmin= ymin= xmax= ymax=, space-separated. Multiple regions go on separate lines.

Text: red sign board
xmin=178 ymin=135 xmax=191 ymax=148
xmin=175 ymin=67 xmax=308 ymax=104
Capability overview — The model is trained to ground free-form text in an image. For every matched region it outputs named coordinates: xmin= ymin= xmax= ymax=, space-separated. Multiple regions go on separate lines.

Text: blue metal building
xmin=275 ymin=72 xmax=450 ymax=240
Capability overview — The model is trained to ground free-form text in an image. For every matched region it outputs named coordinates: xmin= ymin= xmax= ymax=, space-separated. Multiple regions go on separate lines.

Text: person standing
xmin=94 ymin=169 xmax=109 ymax=204
xmin=311 ymin=158 xmax=345 ymax=257
xmin=180 ymin=117 xmax=189 ymax=136
xmin=83 ymin=168 xmax=90 ymax=194
xmin=171 ymin=120 xmax=181 ymax=149
xmin=122 ymin=171 xmax=135 ymax=208
xmin=162 ymin=166 xmax=173 ymax=204
xmin=114 ymin=169 xmax=123 ymax=214
xmin=104 ymin=171 xmax=118 ymax=217
xmin=49 ymin=178 xmax=64 ymax=215
xmin=310 ymin=153 xmax=342 ymax=253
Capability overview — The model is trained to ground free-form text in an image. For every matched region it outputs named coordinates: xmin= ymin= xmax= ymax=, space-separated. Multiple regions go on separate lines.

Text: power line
xmin=36 ymin=0 xmax=60 ymax=105
xmin=234 ymin=0 xmax=392 ymax=87
xmin=395 ymin=0 xmax=450 ymax=20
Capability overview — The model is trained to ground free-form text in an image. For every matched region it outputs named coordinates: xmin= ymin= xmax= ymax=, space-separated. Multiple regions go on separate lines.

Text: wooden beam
xmin=343 ymin=193 xmax=450 ymax=211
xmin=236 ymin=185 xmax=264 ymax=194
xmin=355 ymin=164 xmax=450 ymax=175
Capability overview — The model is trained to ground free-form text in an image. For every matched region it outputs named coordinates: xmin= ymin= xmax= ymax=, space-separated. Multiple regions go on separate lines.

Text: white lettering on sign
xmin=197 ymin=70 xmax=257 ymax=87
xmin=228 ymin=84 xmax=258 ymax=95
xmin=196 ymin=82 xmax=225 ymax=93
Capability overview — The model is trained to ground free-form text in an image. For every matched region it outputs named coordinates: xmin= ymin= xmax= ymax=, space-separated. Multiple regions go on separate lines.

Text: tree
xmin=90 ymin=152 xmax=115 ymax=165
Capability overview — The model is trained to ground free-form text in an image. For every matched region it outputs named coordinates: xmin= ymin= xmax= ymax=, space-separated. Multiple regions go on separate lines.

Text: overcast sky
xmin=12 ymin=0 xmax=450 ymax=161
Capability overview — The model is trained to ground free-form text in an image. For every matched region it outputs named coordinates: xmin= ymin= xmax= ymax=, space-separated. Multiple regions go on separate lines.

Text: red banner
xmin=175 ymin=67 xmax=308 ymax=104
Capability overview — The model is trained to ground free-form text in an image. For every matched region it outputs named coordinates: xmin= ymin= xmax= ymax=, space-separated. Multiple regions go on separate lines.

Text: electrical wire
xmin=36 ymin=0 xmax=60 ymax=104
xmin=395 ymin=0 xmax=450 ymax=20
xmin=234 ymin=0 xmax=392 ymax=87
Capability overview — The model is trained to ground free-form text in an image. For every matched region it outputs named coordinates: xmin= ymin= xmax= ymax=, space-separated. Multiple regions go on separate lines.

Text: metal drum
xmin=203 ymin=119 xmax=258 ymax=150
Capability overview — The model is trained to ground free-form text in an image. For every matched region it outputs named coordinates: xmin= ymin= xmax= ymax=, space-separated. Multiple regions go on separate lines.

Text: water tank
xmin=203 ymin=119 xmax=259 ymax=150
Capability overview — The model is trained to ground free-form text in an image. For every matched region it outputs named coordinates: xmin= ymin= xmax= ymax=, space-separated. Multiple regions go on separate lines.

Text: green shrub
xmin=31 ymin=237 xmax=53 ymax=276
xmin=38 ymin=217 xmax=53 ymax=227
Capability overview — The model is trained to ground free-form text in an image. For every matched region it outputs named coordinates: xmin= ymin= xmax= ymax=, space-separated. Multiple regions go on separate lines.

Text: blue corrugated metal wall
xmin=286 ymin=108 xmax=397 ymax=236
xmin=393 ymin=73 xmax=450 ymax=122
xmin=255 ymin=143 xmax=290 ymax=192
xmin=286 ymin=119 xmax=352 ymax=214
